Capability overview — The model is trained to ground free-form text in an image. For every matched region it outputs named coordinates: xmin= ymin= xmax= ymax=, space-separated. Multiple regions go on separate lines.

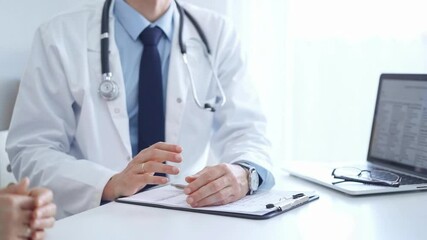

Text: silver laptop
xmin=285 ymin=74 xmax=427 ymax=195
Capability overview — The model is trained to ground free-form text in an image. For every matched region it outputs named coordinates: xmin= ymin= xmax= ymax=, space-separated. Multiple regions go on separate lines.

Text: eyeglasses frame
xmin=331 ymin=168 xmax=401 ymax=187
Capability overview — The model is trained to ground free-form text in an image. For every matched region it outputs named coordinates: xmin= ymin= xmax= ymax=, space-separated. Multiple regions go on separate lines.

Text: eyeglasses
xmin=331 ymin=167 xmax=401 ymax=187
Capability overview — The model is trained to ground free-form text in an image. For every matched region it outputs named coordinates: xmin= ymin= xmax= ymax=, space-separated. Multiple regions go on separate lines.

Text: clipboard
xmin=116 ymin=185 xmax=319 ymax=220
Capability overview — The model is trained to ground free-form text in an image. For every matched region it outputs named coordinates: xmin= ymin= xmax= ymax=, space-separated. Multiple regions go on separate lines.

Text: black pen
xmin=171 ymin=183 xmax=186 ymax=190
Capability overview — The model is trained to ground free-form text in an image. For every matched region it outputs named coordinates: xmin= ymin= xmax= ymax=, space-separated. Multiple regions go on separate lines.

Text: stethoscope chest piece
xmin=98 ymin=73 xmax=119 ymax=101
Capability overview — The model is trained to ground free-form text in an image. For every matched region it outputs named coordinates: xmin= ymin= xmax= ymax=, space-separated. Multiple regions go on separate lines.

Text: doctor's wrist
xmin=230 ymin=164 xmax=250 ymax=196
xmin=102 ymin=175 xmax=120 ymax=201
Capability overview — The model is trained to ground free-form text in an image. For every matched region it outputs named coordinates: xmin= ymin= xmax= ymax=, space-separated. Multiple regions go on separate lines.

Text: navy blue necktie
xmin=138 ymin=27 xmax=165 ymax=191
xmin=138 ymin=26 xmax=164 ymax=152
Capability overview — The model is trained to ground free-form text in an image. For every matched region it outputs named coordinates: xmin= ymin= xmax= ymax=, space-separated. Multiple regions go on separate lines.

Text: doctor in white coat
xmin=7 ymin=0 xmax=275 ymax=219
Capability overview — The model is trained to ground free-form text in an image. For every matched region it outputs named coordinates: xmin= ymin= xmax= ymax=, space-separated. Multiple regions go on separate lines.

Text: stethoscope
xmin=99 ymin=0 xmax=226 ymax=112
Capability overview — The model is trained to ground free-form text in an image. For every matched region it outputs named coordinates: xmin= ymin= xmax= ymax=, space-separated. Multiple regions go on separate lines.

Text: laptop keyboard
xmin=369 ymin=167 xmax=427 ymax=185
xmin=399 ymin=174 xmax=427 ymax=185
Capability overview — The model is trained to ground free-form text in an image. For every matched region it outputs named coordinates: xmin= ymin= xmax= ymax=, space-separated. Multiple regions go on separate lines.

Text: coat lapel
xmin=165 ymin=6 xmax=193 ymax=144
xmin=107 ymin=18 xmax=132 ymax=157
xmin=87 ymin=1 xmax=132 ymax=157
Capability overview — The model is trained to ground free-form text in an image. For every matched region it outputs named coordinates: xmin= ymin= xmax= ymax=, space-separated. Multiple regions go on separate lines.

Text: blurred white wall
xmin=0 ymin=0 xmax=229 ymax=80
xmin=0 ymin=0 xmax=98 ymax=80
xmin=230 ymin=0 xmax=427 ymax=168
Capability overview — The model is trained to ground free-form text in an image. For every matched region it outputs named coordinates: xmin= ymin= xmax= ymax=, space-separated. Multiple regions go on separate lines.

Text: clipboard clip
xmin=265 ymin=193 xmax=310 ymax=212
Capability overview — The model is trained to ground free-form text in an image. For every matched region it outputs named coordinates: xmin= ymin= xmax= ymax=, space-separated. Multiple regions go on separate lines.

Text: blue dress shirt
xmin=114 ymin=0 xmax=174 ymax=157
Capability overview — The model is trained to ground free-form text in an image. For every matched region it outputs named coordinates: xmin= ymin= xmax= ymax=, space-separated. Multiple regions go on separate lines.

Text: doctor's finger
xmin=137 ymin=175 xmax=169 ymax=186
xmin=191 ymin=186 xmax=234 ymax=207
xmin=136 ymin=148 xmax=183 ymax=163
xmin=185 ymin=166 xmax=211 ymax=183
xmin=149 ymin=142 xmax=183 ymax=153
xmin=134 ymin=161 xmax=180 ymax=175
xmin=186 ymin=177 xmax=229 ymax=205
xmin=184 ymin=167 xmax=224 ymax=195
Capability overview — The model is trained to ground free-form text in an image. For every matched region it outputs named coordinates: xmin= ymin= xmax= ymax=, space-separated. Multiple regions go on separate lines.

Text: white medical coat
xmin=6 ymin=1 xmax=275 ymax=219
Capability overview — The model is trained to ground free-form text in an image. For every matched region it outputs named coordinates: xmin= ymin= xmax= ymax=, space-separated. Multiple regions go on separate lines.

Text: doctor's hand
xmin=102 ymin=142 xmax=182 ymax=201
xmin=183 ymin=164 xmax=249 ymax=207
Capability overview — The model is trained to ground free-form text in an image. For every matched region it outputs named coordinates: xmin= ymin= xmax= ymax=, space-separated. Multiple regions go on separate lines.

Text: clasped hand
xmin=0 ymin=178 xmax=56 ymax=240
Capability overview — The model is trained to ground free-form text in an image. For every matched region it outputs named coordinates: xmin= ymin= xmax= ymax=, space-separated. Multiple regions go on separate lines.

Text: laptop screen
xmin=368 ymin=74 xmax=427 ymax=175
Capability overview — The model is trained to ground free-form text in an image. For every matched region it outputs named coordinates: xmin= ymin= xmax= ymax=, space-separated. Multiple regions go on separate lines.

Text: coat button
xmin=176 ymin=98 xmax=182 ymax=103
xmin=114 ymin=108 xmax=120 ymax=114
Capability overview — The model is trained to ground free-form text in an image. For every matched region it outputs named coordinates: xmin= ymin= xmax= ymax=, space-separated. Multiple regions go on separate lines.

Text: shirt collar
xmin=114 ymin=0 xmax=175 ymax=41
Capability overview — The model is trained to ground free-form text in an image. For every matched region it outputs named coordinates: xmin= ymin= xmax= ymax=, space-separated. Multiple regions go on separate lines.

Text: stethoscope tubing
xmin=99 ymin=0 xmax=226 ymax=111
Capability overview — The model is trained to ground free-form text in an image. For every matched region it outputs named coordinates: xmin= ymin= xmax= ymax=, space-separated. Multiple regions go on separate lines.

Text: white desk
xmin=46 ymin=173 xmax=427 ymax=240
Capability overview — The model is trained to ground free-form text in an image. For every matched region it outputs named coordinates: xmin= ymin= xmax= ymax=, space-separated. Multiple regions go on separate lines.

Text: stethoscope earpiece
xmin=204 ymin=103 xmax=216 ymax=112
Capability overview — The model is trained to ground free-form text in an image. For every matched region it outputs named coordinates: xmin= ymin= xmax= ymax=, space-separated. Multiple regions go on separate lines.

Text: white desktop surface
xmin=46 ymin=173 xmax=427 ymax=240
